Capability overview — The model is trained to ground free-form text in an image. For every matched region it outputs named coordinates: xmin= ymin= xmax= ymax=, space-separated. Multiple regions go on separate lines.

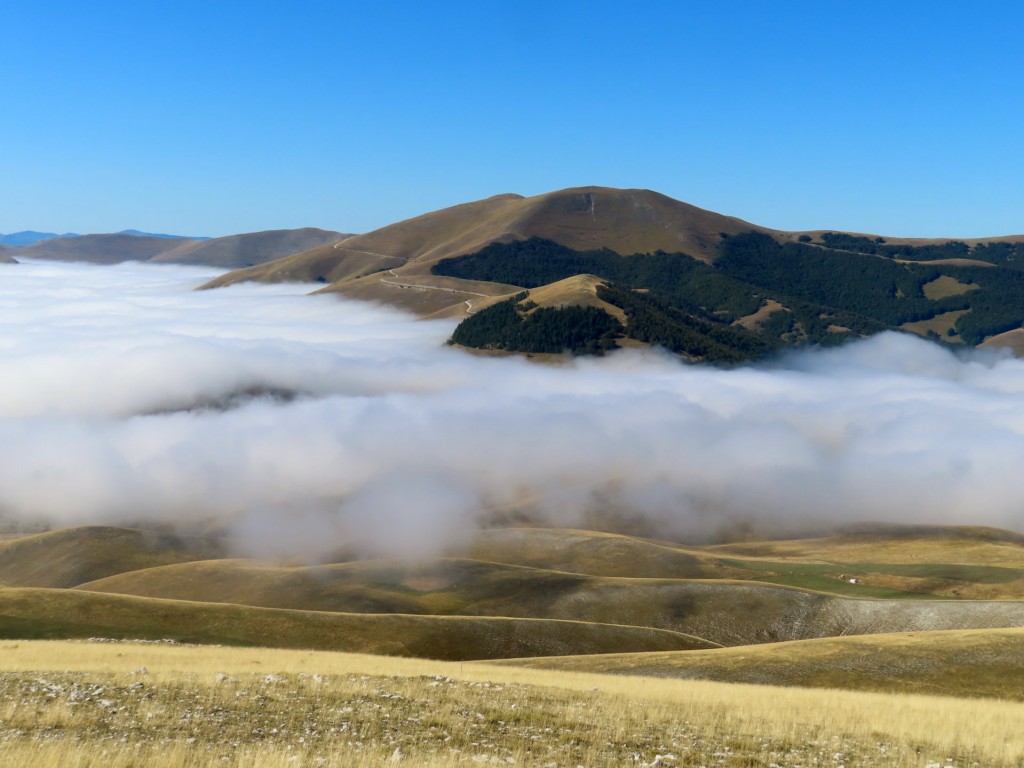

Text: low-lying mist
xmin=2 ymin=259 xmax=1023 ymax=558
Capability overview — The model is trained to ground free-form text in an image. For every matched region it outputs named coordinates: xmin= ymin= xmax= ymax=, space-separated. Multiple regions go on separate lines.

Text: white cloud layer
xmin=2 ymin=259 xmax=1023 ymax=557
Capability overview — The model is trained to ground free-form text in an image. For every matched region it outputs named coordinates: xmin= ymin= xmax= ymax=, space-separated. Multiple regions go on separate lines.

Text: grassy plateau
xmin=1 ymin=522 xmax=1022 ymax=766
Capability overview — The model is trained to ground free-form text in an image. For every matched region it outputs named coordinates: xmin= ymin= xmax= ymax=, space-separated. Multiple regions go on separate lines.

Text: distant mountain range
xmin=0 ymin=229 xmax=212 ymax=246
xmin=9 ymin=186 xmax=1024 ymax=361
xmin=0 ymin=231 xmax=79 ymax=246
xmin=198 ymin=186 xmax=1024 ymax=360
xmin=116 ymin=229 xmax=209 ymax=240
xmin=0 ymin=228 xmax=350 ymax=269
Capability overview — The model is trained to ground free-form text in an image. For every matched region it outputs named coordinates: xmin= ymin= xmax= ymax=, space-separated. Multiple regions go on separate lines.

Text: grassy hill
xmin=150 ymin=227 xmax=349 ymax=268
xmin=496 ymin=627 xmax=1024 ymax=700
xmin=2 ymin=228 xmax=349 ymax=268
xmin=3 ymin=522 xmax=1022 ymax=675
xmin=3 ymin=641 xmax=1021 ymax=767
xmin=0 ymin=526 xmax=223 ymax=588
xmin=201 ymin=187 xmax=776 ymax=314
xmin=0 ymin=588 xmax=707 ymax=659
xmin=7 ymin=233 xmax=199 ymax=264
xmin=75 ymin=552 xmax=1024 ymax=646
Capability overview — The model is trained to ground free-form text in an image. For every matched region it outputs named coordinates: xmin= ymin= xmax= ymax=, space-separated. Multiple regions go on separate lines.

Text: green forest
xmin=434 ymin=232 xmax=1024 ymax=359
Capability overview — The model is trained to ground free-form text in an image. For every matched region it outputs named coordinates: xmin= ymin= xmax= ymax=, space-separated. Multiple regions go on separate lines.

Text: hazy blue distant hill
xmin=0 ymin=231 xmax=78 ymax=246
xmin=2 ymin=228 xmax=349 ymax=268
xmin=117 ymin=229 xmax=210 ymax=240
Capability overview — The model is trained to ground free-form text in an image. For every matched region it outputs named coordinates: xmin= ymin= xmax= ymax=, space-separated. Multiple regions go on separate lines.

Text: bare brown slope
xmin=204 ymin=187 xmax=772 ymax=293
xmin=12 ymin=233 xmax=197 ymax=264
xmin=443 ymin=274 xmax=627 ymax=324
xmin=980 ymin=329 xmax=1024 ymax=355
xmin=0 ymin=526 xmax=223 ymax=588
xmin=152 ymin=227 xmax=350 ymax=269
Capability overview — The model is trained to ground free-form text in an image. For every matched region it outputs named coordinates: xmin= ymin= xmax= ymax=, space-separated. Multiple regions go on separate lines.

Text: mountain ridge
xmin=0 ymin=228 xmax=351 ymax=269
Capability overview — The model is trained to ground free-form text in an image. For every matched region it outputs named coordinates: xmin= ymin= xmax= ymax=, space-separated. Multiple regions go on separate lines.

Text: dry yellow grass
xmin=500 ymin=626 xmax=1024 ymax=699
xmin=733 ymin=298 xmax=788 ymax=331
xmin=901 ymin=309 xmax=970 ymax=341
xmin=710 ymin=529 xmax=1024 ymax=567
xmin=0 ymin=640 xmax=1020 ymax=767
xmin=980 ymin=327 xmax=1024 ymax=356
xmin=922 ymin=274 xmax=980 ymax=300
xmin=450 ymin=274 xmax=627 ymax=324
xmin=0 ymin=525 xmax=222 ymax=588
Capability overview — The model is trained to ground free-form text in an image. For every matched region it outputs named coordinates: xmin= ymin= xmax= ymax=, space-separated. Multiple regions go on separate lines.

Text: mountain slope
xmin=9 ymin=233 xmax=199 ymax=264
xmin=0 ymin=588 xmax=707 ymax=659
xmin=495 ymin=627 xmax=1024 ymax=700
xmin=150 ymin=227 xmax=349 ymax=268
xmin=202 ymin=187 xmax=773 ymax=296
xmin=0 ymin=526 xmax=223 ymax=588
xmin=76 ymin=555 xmax=1024 ymax=646
xmin=201 ymin=188 xmax=1024 ymax=343
xmin=0 ymin=231 xmax=75 ymax=246
xmin=3 ymin=228 xmax=350 ymax=268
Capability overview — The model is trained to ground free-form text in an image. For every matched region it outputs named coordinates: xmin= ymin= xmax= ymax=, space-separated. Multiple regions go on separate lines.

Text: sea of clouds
xmin=2 ymin=258 xmax=1023 ymax=558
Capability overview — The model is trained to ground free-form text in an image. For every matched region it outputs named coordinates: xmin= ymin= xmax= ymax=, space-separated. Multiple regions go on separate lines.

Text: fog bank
xmin=2 ymin=259 xmax=1022 ymax=557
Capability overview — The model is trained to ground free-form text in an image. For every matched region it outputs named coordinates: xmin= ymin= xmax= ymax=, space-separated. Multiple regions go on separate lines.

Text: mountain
xmin=3 ymin=228 xmax=350 ymax=268
xmin=192 ymin=186 xmax=1023 ymax=361
xmin=117 ymin=229 xmax=208 ymax=239
xmin=4 ymin=233 xmax=183 ymax=264
xmin=200 ymin=188 xmax=1024 ymax=360
xmin=0 ymin=231 xmax=78 ymax=246
xmin=152 ymin=228 xmax=349 ymax=269
xmin=203 ymin=187 xmax=771 ymax=294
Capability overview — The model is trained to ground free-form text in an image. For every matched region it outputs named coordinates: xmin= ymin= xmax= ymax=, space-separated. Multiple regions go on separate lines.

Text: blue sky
xmin=3 ymin=1 xmax=1023 ymax=238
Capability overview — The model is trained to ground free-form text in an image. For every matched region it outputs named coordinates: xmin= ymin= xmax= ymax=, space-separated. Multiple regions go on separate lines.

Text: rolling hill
xmin=495 ymin=626 xmax=1024 ymax=700
xmin=1 ymin=228 xmax=349 ymax=268
xmin=0 ymin=231 xmax=75 ymax=246
xmin=75 ymin=556 xmax=1024 ymax=646
xmin=0 ymin=522 xmax=1021 ymax=700
xmin=4 ymin=232 xmax=192 ymax=264
xmin=151 ymin=227 xmax=348 ymax=268
xmin=0 ymin=588 xmax=707 ymax=659
xmin=0 ymin=525 xmax=223 ymax=588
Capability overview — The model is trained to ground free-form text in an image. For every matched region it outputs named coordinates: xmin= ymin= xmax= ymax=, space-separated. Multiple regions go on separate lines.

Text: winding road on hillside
xmin=328 ymin=243 xmax=499 ymax=314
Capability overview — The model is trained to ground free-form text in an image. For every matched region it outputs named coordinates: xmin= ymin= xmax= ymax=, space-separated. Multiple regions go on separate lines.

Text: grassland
xmin=74 ymin=556 xmax=1024 ymax=647
xmin=921 ymin=274 xmax=981 ymax=300
xmin=0 ymin=587 xmax=707 ymax=658
xmin=0 ymin=640 xmax=1021 ymax=767
xmin=0 ymin=521 xmax=1021 ymax=737
xmin=501 ymin=626 xmax=1024 ymax=699
xmin=902 ymin=308 xmax=971 ymax=341
xmin=0 ymin=526 xmax=223 ymax=588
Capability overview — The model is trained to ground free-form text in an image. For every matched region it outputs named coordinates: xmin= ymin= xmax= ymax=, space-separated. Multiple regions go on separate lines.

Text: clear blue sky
xmin=3 ymin=1 xmax=1023 ymax=238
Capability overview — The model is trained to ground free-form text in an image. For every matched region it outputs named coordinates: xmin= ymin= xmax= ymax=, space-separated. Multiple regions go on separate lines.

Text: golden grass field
xmin=1 ymin=523 xmax=1023 ymax=765
xmin=1 ymin=640 xmax=1021 ymax=767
